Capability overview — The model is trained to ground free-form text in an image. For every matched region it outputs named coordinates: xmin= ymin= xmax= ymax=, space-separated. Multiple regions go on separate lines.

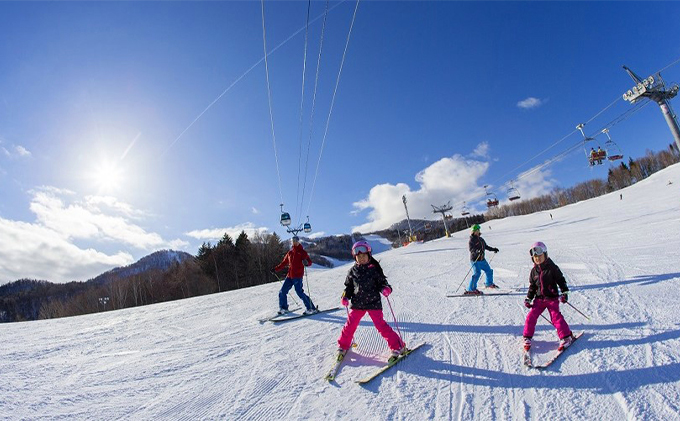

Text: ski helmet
xmin=471 ymin=224 xmax=481 ymax=232
xmin=529 ymin=241 xmax=547 ymax=257
xmin=351 ymin=240 xmax=372 ymax=256
xmin=292 ymin=236 xmax=300 ymax=243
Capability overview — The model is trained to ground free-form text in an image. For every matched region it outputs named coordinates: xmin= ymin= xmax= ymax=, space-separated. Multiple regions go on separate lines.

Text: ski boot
xmin=558 ymin=334 xmax=575 ymax=351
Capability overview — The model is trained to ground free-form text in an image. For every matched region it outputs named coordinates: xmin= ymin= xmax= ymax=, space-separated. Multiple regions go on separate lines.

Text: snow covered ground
xmin=1 ymin=163 xmax=680 ymax=420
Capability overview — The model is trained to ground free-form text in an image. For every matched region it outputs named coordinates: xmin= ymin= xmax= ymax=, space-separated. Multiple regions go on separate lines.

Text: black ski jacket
xmin=527 ymin=257 xmax=569 ymax=300
xmin=469 ymin=234 xmax=495 ymax=262
xmin=343 ymin=262 xmax=391 ymax=310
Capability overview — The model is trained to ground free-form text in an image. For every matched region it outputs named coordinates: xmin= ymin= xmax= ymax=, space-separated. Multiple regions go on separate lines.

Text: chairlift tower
xmin=622 ymin=66 xmax=680 ymax=151
xmin=402 ymin=195 xmax=414 ymax=241
xmin=431 ymin=202 xmax=453 ymax=237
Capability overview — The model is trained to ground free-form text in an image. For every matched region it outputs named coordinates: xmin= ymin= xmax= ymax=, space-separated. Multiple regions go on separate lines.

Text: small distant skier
xmin=272 ymin=236 xmax=317 ymax=315
xmin=336 ymin=240 xmax=406 ymax=362
xmin=465 ymin=224 xmax=499 ymax=295
xmin=522 ymin=241 xmax=574 ymax=351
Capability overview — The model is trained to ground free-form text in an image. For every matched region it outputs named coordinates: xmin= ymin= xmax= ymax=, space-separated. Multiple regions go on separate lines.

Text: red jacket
xmin=275 ymin=244 xmax=312 ymax=279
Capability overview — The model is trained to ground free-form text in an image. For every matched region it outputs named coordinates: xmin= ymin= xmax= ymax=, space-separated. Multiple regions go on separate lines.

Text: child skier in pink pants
xmin=337 ymin=241 xmax=405 ymax=361
xmin=523 ymin=241 xmax=574 ymax=351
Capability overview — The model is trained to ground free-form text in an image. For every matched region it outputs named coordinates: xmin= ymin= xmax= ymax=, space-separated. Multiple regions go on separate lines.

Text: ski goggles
xmin=529 ymin=245 xmax=546 ymax=257
xmin=352 ymin=245 xmax=370 ymax=255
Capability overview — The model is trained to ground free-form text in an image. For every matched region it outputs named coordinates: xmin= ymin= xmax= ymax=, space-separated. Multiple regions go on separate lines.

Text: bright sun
xmin=92 ymin=162 xmax=123 ymax=191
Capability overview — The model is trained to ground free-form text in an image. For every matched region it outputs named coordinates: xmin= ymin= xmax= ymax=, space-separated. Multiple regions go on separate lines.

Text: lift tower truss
xmin=622 ymin=66 xmax=680 ymax=151
xmin=432 ymin=202 xmax=453 ymax=238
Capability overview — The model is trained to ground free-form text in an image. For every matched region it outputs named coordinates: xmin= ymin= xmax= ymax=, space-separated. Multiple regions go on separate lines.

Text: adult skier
xmin=273 ymin=236 xmax=317 ymax=315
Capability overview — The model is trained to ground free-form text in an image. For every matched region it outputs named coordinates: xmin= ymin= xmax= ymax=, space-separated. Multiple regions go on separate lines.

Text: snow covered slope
xmin=1 ymin=164 xmax=680 ymax=420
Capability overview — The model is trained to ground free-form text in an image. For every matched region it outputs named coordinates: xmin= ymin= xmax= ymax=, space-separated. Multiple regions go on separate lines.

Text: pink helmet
xmin=351 ymin=240 xmax=372 ymax=256
xmin=529 ymin=241 xmax=547 ymax=257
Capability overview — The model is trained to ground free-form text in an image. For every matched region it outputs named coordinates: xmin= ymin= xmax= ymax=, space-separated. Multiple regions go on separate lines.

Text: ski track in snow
xmin=1 ymin=163 xmax=680 ymax=420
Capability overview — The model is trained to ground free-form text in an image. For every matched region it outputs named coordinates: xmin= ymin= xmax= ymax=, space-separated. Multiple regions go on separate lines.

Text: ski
xmin=446 ymin=291 xmax=513 ymax=298
xmin=324 ymin=343 xmax=358 ymax=381
xmin=533 ymin=331 xmax=584 ymax=369
xmin=257 ymin=307 xmax=302 ymax=323
xmin=355 ymin=342 xmax=426 ymax=385
xmin=270 ymin=307 xmax=341 ymax=323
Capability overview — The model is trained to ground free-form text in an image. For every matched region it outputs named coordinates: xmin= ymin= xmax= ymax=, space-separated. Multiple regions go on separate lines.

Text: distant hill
xmin=0 ymin=249 xmax=195 ymax=322
xmin=88 ymin=249 xmax=194 ymax=285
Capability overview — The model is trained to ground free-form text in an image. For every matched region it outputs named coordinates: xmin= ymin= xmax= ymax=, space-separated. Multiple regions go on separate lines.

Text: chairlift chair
xmin=602 ymin=128 xmax=624 ymax=161
xmin=507 ymin=181 xmax=521 ymax=201
xmin=461 ymin=201 xmax=470 ymax=216
xmin=484 ymin=185 xmax=499 ymax=208
xmin=577 ymin=123 xmax=603 ymax=166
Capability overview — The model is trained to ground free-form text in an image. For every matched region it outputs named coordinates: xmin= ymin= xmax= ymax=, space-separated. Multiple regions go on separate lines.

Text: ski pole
xmin=454 ymin=264 xmax=475 ymax=293
xmin=566 ymin=301 xmax=590 ymax=320
xmin=385 ymin=296 xmax=405 ymax=347
xmin=454 ymin=252 xmax=485 ymax=293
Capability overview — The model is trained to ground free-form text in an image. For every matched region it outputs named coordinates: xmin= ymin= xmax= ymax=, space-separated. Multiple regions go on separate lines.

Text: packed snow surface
xmin=1 ymin=163 xmax=680 ymax=420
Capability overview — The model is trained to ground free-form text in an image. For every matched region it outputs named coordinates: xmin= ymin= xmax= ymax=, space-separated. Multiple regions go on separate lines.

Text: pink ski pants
xmin=337 ymin=309 xmax=404 ymax=351
xmin=523 ymin=298 xmax=572 ymax=339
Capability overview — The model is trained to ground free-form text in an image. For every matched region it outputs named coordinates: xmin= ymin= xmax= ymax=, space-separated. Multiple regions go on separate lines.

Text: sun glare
xmin=92 ymin=162 xmax=123 ymax=191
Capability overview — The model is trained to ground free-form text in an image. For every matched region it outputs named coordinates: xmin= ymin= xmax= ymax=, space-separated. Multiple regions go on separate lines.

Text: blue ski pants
xmin=468 ymin=259 xmax=494 ymax=291
xmin=279 ymin=277 xmax=314 ymax=311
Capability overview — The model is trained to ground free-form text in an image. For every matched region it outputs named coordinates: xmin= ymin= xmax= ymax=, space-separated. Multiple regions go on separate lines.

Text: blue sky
xmin=1 ymin=1 xmax=679 ymax=283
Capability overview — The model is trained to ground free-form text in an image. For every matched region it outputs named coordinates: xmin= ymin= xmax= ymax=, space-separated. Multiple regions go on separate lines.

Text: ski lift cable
xmin=657 ymin=55 xmax=680 ymax=74
xmin=164 ymin=2 xmax=347 ymax=158
xmin=451 ymin=58 xmax=679 ymax=211
xmin=452 ymin=99 xmax=650 ymax=211
xmin=305 ymin=0 xmax=361 ymax=216
xmin=260 ymin=0 xmax=285 ymax=205
xmin=487 ymin=93 xmax=649 ymax=199
xmin=294 ymin=0 xmax=313 ymax=223
xmin=297 ymin=0 xmax=330 ymax=228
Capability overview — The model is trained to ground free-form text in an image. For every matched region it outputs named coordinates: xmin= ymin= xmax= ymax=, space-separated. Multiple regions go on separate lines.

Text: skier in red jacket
xmin=273 ymin=236 xmax=317 ymax=315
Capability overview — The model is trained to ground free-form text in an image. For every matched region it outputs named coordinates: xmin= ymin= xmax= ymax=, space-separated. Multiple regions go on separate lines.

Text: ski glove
xmin=560 ymin=292 xmax=568 ymax=303
xmin=381 ymin=287 xmax=392 ymax=297
xmin=492 ymin=248 xmax=499 ymax=253
xmin=524 ymin=299 xmax=533 ymax=309
xmin=341 ymin=297 xmax=349 ymax=307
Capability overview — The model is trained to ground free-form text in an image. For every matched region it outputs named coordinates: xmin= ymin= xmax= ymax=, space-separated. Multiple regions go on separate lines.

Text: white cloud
xmin=0 ymin=187 xmax=185 ymax=283
xmin=470 ymin=142 xmax=490 ymax=159
xmin=15 ymin=145 xmax=31 ymax=157
xmin=510 ymin=164 xmax=557 ymax=201
xmin=185 ymin=222 xmax=269 ymax=242
xmin=29 ymin=188 xmax=166 ymax=249
xmin=1 ymin=144 xmax=32 ymax=158
xmin=517 ymin=97 xmax=543 ymax=109
xmin=352 ymin=154 xmax=489 ymax=233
